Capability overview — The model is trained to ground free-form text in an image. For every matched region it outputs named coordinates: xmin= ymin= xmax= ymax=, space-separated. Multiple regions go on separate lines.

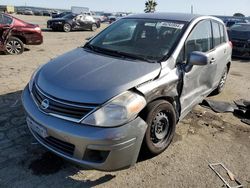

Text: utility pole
xmin=191 ymin=5 xmax=193 ymax=14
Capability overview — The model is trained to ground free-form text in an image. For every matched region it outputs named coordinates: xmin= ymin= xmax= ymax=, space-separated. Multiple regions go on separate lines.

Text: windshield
xmin=63 ymin=13 xmax=76 ymax=19
xmin=87 ymin=18 xmax=186 ymax=62
xmin=230 ymin=24 xmax=250 ymax=31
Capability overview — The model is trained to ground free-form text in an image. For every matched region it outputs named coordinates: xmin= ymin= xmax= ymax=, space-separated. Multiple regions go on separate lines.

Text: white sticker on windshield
xmin=145 ymin=22 xmax=156 ymax=27
xmin=160 ymin=22 xmax=184 ymax=29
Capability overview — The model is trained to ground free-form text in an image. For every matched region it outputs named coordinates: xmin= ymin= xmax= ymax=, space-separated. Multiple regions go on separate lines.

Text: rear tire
xmin=142 ymin=100 xmax=176 ymax=155
xmin=63 ymin=23 xmax=71 ymax=32
xmin=91 ymin=23 xmax=97 ymax=31
xmin=213 ymin=66 xmax=228 ymax=95
xmin=5 ymin=37 xmax=24 ymax=55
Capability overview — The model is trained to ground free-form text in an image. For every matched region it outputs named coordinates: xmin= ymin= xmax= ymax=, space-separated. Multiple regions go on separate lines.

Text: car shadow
xmin=0 ymin=48 xmax=30 ymax=55
xmin=24 ymin=47 xmax=30 ymax=52
xmin=0 ymin=90 xmax=116 ymax=187
xmin=232 ymin=57 xmax=250 ymax=63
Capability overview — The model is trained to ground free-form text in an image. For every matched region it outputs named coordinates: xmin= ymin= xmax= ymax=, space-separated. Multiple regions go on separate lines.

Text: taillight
xmin=34 ymin=27 xmax=41 ymax=32
xmin=228 ymin=41 xmax=233 ymax=48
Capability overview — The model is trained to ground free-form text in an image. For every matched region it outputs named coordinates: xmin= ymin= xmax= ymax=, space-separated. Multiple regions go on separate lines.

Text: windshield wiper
xmin=84 ymin=44 xmax=156 ymax=63
xmin=113 ymin=50 xmax=157 ymax=63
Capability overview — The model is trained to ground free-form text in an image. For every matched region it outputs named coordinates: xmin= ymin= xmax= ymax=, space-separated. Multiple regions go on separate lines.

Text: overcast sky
xmin=1 ymin=0 xmax=249 ymax=16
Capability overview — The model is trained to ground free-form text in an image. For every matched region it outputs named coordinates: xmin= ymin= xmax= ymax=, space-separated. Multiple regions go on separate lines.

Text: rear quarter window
xmin=219 ymin=23 xmax=227 ymax=43
xmin=212 ymin=22 xmax=221 ymax=47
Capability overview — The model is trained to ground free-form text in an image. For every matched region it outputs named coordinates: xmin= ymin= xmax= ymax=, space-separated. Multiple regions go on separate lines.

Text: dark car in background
xmin=43 ymin=10 xmax=51 ymax=17
xmin=47 ymin=13 xmax=100 ymax=32
xmin=228 ymin=23 xmax=250 ymax=58
xmin=52 ymin=11 xmax=71 ymax=19
xmin=33 ymin=10 xmax=43 ymax=16
xmin=225 ymin=19 xmax=248 ymax=28
xmin=0 ymin=13 xmax=43 ymax=54
xmin=23 ymin=9 xmax=34 ymax=15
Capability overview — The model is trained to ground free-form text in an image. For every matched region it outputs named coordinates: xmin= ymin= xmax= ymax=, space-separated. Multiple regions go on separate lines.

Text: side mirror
xmin=185 ymin=51 xmax=209 ymax=72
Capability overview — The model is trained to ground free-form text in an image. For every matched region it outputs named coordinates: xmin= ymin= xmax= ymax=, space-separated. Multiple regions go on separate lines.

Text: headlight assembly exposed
xmin=81 ymin=91 xmax=146 ymax=127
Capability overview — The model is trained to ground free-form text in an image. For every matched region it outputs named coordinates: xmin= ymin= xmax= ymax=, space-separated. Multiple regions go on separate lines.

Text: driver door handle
xmin=210 ymin=58 xmax=216 ymax=64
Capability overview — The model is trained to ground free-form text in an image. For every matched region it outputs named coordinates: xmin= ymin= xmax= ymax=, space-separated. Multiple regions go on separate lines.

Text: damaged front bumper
xmin=22 ymin=86 xmax=148 ymax=171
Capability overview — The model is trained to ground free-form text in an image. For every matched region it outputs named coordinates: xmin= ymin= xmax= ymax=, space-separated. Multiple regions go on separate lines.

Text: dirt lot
xmin=0 ymin=15 xmax=250 ymax=188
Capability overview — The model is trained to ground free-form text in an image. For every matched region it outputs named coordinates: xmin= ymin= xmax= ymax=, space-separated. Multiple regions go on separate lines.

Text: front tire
xmin=142 ymin=100 xmax=176 ymax=155
xmin=5 ymin=37 xmax=24 ymax=55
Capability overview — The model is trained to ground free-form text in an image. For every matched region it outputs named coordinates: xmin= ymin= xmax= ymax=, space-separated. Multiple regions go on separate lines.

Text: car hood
xmin=36 ymin=48 xmax=161 ymax=104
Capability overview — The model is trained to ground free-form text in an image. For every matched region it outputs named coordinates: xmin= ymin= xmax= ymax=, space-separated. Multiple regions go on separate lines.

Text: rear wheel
xmin=142 ymin=100 xmax=176 ymax=155
xmin=63 ymin=23 xmax=71 ymax=32
xmin=5 ymin=37 xmax=24 ymax=55
xmin=91 ymin=23 xmax=97 ymax=31
xmin=213 ymin=66 xmax=228 ymax=95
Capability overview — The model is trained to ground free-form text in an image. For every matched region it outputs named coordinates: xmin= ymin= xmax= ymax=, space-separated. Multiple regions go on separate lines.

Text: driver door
xmin=178 ymin=20 xmax=217 ymax=118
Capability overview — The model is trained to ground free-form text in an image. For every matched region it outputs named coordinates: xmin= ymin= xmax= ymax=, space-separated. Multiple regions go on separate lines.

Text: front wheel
xmin=5 ymin=37 xmax=24 ymax=55
xmin=142 ymin=100 xmax=176 ymax=155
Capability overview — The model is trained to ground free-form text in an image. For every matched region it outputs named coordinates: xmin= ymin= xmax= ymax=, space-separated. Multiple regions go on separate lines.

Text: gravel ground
xmin=0 ymin=15 xmax=250 ymax=188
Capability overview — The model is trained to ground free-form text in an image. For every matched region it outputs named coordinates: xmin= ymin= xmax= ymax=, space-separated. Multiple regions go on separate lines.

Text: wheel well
xmin=226 ymin=62 xmax=231 ymax=72
xmin=140 ymin=96 xmax=179 ymax=122
xmin=11 ymin=35 xmax=26 ymax=44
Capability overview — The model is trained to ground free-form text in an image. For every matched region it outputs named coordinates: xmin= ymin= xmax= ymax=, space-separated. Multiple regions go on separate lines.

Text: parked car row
xmin=0 ymin=13 xmax=43 ymax=55
xmin=16 ymin=9 xmax=59 ymax=17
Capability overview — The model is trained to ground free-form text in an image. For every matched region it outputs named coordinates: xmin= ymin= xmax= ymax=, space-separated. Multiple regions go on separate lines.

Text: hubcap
xmin=92 ymin=24 xmax=97 ymax=31
xmin=6 ymin=40 xmax=22 ymax=54
xmin=151 ymin=112 xmax=170 ymax=144
xmin=64 ymin=24 xmax=70 ymax=32
xmin=219 ymin=70 xmax=227 ymax=89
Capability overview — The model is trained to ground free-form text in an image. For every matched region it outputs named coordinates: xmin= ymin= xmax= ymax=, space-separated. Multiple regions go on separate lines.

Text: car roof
xmin=126 ymin=12 xmax=201 ymax=22
xmin=233 ymin=23 xmax=250 ymax=26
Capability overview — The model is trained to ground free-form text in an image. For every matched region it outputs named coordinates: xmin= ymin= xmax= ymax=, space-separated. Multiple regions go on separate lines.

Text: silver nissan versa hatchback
xmin=22 ymin=13 xmax=232 ymax=171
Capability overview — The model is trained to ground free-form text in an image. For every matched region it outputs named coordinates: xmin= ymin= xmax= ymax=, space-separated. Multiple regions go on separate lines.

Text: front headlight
xmin=81 ymin=91 xmax=146 ymax=127
xmin=28 ymin=65 xmax=43 ymax=92
xmin=57 ymin=21 xmax=63 ymax=24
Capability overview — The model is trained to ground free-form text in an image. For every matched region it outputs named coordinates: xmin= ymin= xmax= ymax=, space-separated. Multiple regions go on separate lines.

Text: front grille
xmin=31 ymin=84 xmax=97 ymax=121
xmin=35 ymin=132 xmax=75 ymax=156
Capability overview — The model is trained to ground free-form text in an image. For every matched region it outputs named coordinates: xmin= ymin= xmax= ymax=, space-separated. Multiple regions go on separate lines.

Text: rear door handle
xmin=210 ymin=58 xmax=216 ymax=64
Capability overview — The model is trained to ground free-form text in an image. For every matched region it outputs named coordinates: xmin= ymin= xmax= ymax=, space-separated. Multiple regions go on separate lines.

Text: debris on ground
xmin=209 ymin=163 xmax=243 ymax=188
xmin=201 ymin=99 xmax=250 ymax=126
